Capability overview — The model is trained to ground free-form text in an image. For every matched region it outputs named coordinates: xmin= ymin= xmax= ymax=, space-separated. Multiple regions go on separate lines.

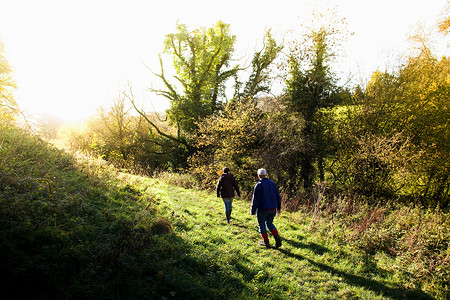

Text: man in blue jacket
xmin=251 ymin=168 xmax=282 ymax=248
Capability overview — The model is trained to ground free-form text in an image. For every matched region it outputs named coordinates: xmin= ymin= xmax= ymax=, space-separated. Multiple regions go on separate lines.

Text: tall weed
xmin=155 ymin=171 xmax=200 ymax=190
xmin=309 ymin=188 xmax=450 ymax=299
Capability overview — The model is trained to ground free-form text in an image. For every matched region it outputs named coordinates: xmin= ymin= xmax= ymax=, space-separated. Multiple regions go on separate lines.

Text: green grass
xmin=0 ymin=125 xmax=444 ymax=299
xmin=124 ymin=174 xmax=436 ymax=299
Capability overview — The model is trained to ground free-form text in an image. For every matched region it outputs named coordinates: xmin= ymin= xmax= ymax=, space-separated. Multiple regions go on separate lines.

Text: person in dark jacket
xmin=251 ymin=168 xmax=282 ymax=248
xmin=216 ymin=167 xmax=241 ymax=223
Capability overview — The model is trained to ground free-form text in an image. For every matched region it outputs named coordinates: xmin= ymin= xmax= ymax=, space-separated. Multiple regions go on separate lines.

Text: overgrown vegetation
xmin=1 ymin=126 xmax=448 ymax=298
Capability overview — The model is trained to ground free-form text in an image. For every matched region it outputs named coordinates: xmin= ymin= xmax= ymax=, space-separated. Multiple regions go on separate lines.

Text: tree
xmin=0 ymin=39 xmax=17 ymax=121
xmin=438 ymin=0 xmax=450 ymax=35
xmin=132 ymin=22 xmax=282 ymax=171
xmin=189 ymin=99 xmax=263 ymax=193
xmin=256 ymin=95 xmax=305 ymax=195
xmin=234 ymin=30 xmax=283 ymax=99
xmin=345 ymin=30 xmax=449 ymax=206
xmin=188 ymin=29 xmax=283 ymax=190
xmin=130 ymin=21 xmax=239 ymax=170
xmin=155 ymin=21 xmax=239 ymax=135
xmin=94 ymin=96 xmax=137 ymax=165
xmin=126 ymin=83 xmax=193 ymax=170
xmin=58 ymin=96 xmax=174 ymax=174
xmin=285 ymin=23 xmax=345 ymax=189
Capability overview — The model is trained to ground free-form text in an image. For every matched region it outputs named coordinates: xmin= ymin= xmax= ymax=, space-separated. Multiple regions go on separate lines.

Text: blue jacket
xmin=251 ymin=178 xmax=281 ymax=215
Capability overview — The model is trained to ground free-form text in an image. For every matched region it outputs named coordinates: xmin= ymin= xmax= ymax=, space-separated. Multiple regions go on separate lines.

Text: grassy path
xmin=127 ymin=175 xmax=433 ymax=299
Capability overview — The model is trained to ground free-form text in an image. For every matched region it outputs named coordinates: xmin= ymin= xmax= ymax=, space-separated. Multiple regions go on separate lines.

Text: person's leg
xmin=257 ymin=210 xmax=268 ymax=235
xmin=223 ymin=198 xmax=231 ymax=212
xmin=274 ymin=233 xmax=282 ymax=248
xmin=265 ymin=210 xmax=282 ymax=248
xmin=265 ymin=210 xmax=277 ymax=232
xmin=257 ymin=211 xmax=270 ymax=248
xmin=223 ymin=198 xmax=232 ymax=223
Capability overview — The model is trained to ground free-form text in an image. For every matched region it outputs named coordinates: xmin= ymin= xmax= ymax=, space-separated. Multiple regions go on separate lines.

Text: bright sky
xmin=0 ymin=0 xmax=448 ymax=123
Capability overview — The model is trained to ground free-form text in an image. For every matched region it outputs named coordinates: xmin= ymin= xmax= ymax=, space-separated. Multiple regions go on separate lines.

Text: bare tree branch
xmin=124 ymin=83 xmax=191 ymax=150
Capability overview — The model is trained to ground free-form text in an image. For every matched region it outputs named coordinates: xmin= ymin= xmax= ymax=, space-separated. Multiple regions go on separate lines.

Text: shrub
xmin=315 ymin=193 xmax=450 ymax=298
xmin=151 ymin=217 xmax=173 ymax=235
xmin=330 ymin=132 xmax=417 ymax=203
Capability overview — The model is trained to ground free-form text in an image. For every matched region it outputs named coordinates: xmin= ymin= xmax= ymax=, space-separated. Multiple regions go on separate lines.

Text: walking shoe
xmin=274 ymin=234 xmax=282 ymax=248
xmin=259 ymin=240 xmax=271 ymax=249
xmin=226 ymin=211 xmax=230 ymax=223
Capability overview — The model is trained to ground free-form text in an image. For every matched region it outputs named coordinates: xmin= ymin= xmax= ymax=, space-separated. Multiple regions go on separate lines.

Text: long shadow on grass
xmin=150 ymin=234 xmax=253 ymax=299
xmin=279 ymin=249 xmax=434 ymax=299
xmin=283 ymin=237 xmax=329 ymax=255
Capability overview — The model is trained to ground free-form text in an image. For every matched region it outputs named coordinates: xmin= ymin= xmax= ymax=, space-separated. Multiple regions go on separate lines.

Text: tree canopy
xmin=155 ymin=21 xmax=239 ymax=135
xmin=0 ymin=39 xmax=17 ymax=121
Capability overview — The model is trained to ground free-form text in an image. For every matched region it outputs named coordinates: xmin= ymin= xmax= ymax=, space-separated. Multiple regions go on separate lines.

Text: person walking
xmin=216 ymin=167 xmax=241 ymax=223
xmin=251 ymin=168 xmax=282 ymax=248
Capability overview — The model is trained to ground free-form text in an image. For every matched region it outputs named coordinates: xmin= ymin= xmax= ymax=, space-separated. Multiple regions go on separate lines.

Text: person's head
xmin=257 ymin=168 xmax=267 ymax=178
xmin=223 ymin=167 xmax=230 ymax=174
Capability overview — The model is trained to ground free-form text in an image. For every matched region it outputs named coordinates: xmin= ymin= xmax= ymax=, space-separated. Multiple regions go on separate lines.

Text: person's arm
xmin=216 ymin=178 xmax=222 ymax=197
xmin=276 ymin=184 xmax=281 ymax=214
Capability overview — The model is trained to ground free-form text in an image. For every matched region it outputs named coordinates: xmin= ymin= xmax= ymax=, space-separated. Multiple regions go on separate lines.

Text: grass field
xmin=0 ymin=129 xmax=443 ymax=299
xmin=121 ymin=173 xmax=435 ymax=299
